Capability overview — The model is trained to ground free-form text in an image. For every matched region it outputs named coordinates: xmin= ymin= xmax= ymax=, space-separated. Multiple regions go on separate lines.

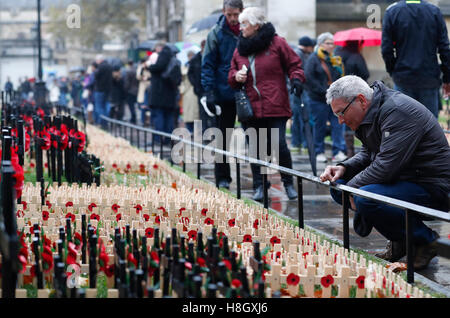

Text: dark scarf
xmin=237 ymin=22 xmax=276 ymax=57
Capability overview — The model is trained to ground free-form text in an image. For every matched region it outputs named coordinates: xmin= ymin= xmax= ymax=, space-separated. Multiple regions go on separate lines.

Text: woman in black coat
xmin=148 ymin=44 xmax=180 ymax=144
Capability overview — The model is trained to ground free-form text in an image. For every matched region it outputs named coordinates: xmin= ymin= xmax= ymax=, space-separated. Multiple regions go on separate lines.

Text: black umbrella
xmin=186 ymin=13 xmax=221 ymax=35
xmin=300 ymin=100 xmax=317 ymax=176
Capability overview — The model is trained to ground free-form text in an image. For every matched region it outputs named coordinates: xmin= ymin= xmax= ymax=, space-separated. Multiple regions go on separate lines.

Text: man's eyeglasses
xmin=334 ymin=96 xmax=357 ymax=117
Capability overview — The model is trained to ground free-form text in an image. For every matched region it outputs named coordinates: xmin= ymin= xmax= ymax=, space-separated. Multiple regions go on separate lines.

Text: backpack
xmin=162 ymin=55 xmax=182 ymax=87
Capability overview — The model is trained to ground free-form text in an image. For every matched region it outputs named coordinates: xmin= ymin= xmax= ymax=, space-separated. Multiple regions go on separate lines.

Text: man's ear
xmin=359 ymin=94 xmax=368 ymax=110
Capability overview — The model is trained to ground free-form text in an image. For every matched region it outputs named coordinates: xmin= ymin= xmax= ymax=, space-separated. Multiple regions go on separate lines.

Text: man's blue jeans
xmin=94 ymin=92 xmax=109 ymax=126
xmin=151 ymin=107 xmax=175 ymax=144
xmin=330 ymin=180 xmax=437 ymax=245
xmin=394 ymin=84 xmax=439 ymax=118
xmin=308 ymin=97 xmax=346 ymax=156
xmin=290 ymin=92 xmax=311 ymax=148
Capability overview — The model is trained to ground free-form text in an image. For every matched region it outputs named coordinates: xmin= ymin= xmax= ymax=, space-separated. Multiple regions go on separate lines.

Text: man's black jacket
xmin=340 ymin=81 xmax=450 ymax=211
xmin=382 ymin=0 xmax=450 ymax=89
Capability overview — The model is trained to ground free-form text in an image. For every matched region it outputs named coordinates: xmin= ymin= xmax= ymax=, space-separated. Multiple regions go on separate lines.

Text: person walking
xmin=290 ymin=36 xmax=315 ymax=153
xmin=304 ymin=32 xmax=347 ymax=164
xmin=201 ymin=0 xmax=244 ymax=190
xmin=182 ymin=52 xmax=200 ymax=133
xmin=228 ymin=7 xmax=305 ymax=201
xmin=4 ymin=77 xmax=13 ymax=95
xmin=322 ymin=75 xmax=450 ymax=269
xmin=109 ymin=68 xmax=126 ymax=120
xmin=124 ymin=60 xmax=139 ymax=124
xmin=189 ymin=40 xmax=212 ymax=133
xmin=382 ymin=0 xmax=450 ymax=118
xmin=335 ymin=40 xmax=370 ymax=158
xmin=136 ymin=58 xmax=152 ymax=126
xmin=93 ymin=55 xmax=113 ymax=128
xmin=148 ymin=42 xmax=182 ymax=144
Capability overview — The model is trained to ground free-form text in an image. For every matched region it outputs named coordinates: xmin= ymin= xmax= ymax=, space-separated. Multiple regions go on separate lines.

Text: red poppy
xmin=158 ymin=206 xmax=167 ymax=217
xmin=139 ymin=164 xmax=146 ymax=173
xmin=232 ymin=279 xmax=242 ymax=289
xmin=179 ymin=207 xmax=186 ymax=216
xmin=321 ymin=275 xmax=334 ymax=288
xmin=270 ymin=236 xmax=281 ymax=246
xmin=172 ymin=182 xmax=177 ymax=189
xmin=356 ymin=276 xmax=365 ymax=289
xmin=46 ymin=200 xmax=52 ymax=209
xmin=30 ymin=162 xmax=36 ymax=168
xmin=253 ymin=219 xmax=259 ymax=230
xmin=201 ymin=208 xmax=208 ymax=217
xmin=16 ymin=210 xmax=24 ymax=218
xmin=150 ymin=251 xmax=159 ymax=263
xmin=287 ymin=273 xmax=300 ymax=286
xmin=275 ymin=251 xmax=281 ymax=260
xmin=153 ymin=164 xmax=158 ymax=170
xmin=112 ymin=163 xmax=118 ymax=169
xmin=181 ymin=217 xmax=190 ymax=227
xmin=145 ymin=228 xmax=154 ymax=239
xmin=111 ymin=204 xmax=120 ymax=213
xmin=65 ymin=201 xmax=73 ymax=208
xmin=105 ymin=264 xmax=115 ymax=278
xmin=302 ymin=252 xmax=309 ymax=259
xmin=134 ymin=204 xmax=143 ymax=214
xmin=197 ymin=257 xmax=206 ymax=267
xmin=90 ymin=213 xmax=100 ymax=221
xmin=204 ymin=218 xmax=214 ymax=226
xmin=382 ymin=277 xmax=387 ymax=289
xmin=143 ymin=214 xmax=150 ymax=222
xmin=116 ymin=213 xmax=122 ymax=222
xmin=88 ymin=203 xmax=97 ymax=212
xmin=188 ymin=230 xmax=197 ymax=241
xmin=42 ymin=245 xmax=54 ymax=273
xmin=228 ymin=218 xmax=236 ymax=227
xmin=243 ymin=235 xmax=252 ymax=243
xmin=42 ymin=210 xmax=50 ymax=221
xmin=223 ymin=259 xmax=231 ymax=271
xmin=22 ymin=201 xmax=28 ymax=210
xmin=155 ymin=215 xmax=161 ymax=225
xmin=74 ymin=232 xmax=82 ymax=249
xmin=66 ymin=212 xmax=75 ymax=223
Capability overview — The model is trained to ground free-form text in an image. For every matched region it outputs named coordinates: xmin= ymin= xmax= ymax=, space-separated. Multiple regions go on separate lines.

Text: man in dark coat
xmin=382 ymin=0 xmax=450 ymax=118
xmin=148 ymin=43 xmax=181 ymax=144
xmin=124 ymin=60 xmax=139 ymax=124
xmin=109 ymin=68 xmax=126 ymax=120
xmin=321 ymin=75 xmax=450 ymax=270
xmin=93 ymin=55 xmax=113 ymax=127
xmin=201 ymin=0 xmax=244 ymax=190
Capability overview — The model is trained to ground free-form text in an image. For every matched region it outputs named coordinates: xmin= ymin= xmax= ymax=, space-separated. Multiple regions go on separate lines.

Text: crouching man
xmin=320 ymin=75 xmax=450 ymax=270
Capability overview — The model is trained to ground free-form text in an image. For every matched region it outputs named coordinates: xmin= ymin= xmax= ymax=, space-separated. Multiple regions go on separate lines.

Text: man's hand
xmin=205 ymin=91 xmax=218 ymax=116
xmin=290 ymin=78 xmax=303 ymax=98
xmin=320 ymin=165 xmax=346 ymax=183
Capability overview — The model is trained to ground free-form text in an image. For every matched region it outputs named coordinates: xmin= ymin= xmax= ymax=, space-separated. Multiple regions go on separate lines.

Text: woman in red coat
xmin=228 ymin=7 xmax=305 ymax=202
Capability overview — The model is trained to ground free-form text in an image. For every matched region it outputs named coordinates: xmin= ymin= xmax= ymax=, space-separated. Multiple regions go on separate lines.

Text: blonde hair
xmin=238 ymin=7 xmax=267 ymax=26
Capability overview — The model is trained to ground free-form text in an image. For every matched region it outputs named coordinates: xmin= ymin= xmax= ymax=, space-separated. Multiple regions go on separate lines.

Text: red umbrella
xmin=334 ymin=27 xmax=382 ymax=47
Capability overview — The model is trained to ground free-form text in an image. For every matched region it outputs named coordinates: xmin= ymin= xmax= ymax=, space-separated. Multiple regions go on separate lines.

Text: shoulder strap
xmin=248 ymin=55 xmax=261 ymax=98
xmin=320 ymin=59 xmax=333 ymax=86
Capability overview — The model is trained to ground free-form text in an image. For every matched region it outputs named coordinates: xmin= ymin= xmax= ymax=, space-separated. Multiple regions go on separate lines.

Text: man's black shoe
xmin=285 ymin=184 xmax=298 ymax=200
xmin=375 ymin=240 xmax=406 ymax=262
xmin=252 ymin=186 xmax=264 ymax=202
xmin=218 ymin=180 xmax=230 ymax=190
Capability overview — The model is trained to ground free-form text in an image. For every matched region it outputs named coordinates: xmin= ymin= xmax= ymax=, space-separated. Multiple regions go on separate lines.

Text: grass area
xmin=24 ymin=170 xmax=68 ymax=185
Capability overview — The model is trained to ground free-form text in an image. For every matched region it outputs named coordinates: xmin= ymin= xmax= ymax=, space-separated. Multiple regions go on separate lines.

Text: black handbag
xmin=235 ymin=55 xmax=257 ymax=122
xmin=235 ymin=87 xmax=254 ymax=122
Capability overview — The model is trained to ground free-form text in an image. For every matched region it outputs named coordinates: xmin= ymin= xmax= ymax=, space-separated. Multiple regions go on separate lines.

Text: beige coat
xmin=136 ymin=63 xmax=151 ymax=104
xmin=180 ymin=67 xmax=199 ymax=123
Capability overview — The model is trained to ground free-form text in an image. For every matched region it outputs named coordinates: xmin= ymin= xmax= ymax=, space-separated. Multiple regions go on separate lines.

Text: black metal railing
xmin=99 ymin=115 xmax=450 ymax=284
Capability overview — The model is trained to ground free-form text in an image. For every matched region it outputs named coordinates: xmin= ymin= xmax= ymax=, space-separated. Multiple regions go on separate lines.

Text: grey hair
xmin=317 ymin=32 xmax=334 ymax=46
xmin=239 ymin=7 xmax=267 ymax=26
xmin=326 ymin=75 xmax=374 ymax=105
xmin=223 ymin=0 xmax=244 ymax=10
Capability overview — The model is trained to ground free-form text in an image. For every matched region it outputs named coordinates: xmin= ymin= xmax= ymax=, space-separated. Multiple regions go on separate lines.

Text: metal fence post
xmin=263 ymin=173 xmax=269 ymax=209
xmin=236 ymin=161 xmax=241 ymax=200
xmin=406 ymin=209 xmax=415 ymax=284
xmin=297 ymin=177 xmax=304 ymax=229
xmin=342 ymin=191 xmax=350 ymax=250
xmin=197 ymin=162 xmax=201 ymax=180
